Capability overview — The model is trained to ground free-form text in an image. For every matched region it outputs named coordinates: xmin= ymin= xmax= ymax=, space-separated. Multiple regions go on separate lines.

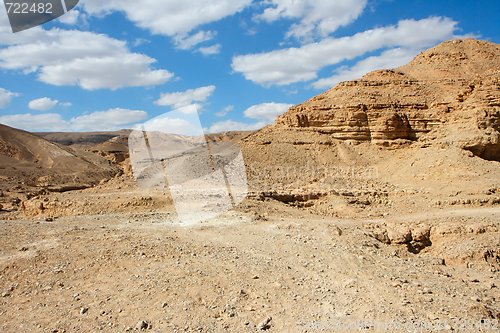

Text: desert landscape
xmin=0 ymin=39 xmax=499 ymax=332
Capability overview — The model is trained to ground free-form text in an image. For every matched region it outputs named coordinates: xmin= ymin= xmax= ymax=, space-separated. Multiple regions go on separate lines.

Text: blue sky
xmin=0 ymin=0 xmax=498 ymax=133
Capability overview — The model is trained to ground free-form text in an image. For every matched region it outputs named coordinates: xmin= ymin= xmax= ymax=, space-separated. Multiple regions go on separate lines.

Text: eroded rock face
xmin=275 ymin=39 xmax=500 ymax=160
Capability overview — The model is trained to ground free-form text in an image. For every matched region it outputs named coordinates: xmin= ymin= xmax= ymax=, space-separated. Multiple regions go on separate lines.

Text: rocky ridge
xmin=275 ymin=39 xmax=499 ymax=160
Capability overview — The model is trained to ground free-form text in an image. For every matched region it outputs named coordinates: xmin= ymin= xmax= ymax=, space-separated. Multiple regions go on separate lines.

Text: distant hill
xmin=0 ymin=123 xmax=120 ymax=199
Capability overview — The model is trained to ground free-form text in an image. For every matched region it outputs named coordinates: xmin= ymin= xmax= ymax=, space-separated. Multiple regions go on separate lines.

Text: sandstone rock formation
xmin=275 ymin=39 xmax=499 ymax=160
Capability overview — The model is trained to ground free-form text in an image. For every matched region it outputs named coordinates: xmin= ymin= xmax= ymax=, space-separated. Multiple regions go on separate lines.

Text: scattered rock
xmin=136 ymin=320 xmax=150 ymax=330
xmin=372 ymin=230 xmax=391 ymax=244
xmin=387 ymin=226 xmax=412 ymax=244
xmin=412 ymin=225 xmax=431 ymax=242
xmin=80 ymin=307 xmax=89 ymax=315
xmin=257 ymin=317 xmax=272 ymax=331
xmin=331 ymin=225 xmax=343 ymax=236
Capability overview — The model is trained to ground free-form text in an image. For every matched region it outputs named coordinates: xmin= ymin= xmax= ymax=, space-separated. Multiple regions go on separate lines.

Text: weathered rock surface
xmin=275 ymin=39 xmax=500 ymax=160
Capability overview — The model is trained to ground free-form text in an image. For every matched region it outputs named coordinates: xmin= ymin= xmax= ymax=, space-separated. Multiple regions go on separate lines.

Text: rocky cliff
xmin=275 ymin=39 xmax=499 ymax=160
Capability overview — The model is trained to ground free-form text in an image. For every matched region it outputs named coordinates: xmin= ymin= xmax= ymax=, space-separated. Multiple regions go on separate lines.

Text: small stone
xmin=331 ymin=226 xmax=343 ymax=236
xmin=161 ymin=302 xmax=168 ymax=308
xmin=373 ymin=230 xmax=391 ymax=244
xmin=80 ymin=307 xmax=89 ymax=315
xmin=136 ymin=320 xmax=149 ymax=330
xmin=252 ymin=275 xmax=260 ymax=280
xmin=257 ymin=317 xmax=272 ymax=331
xmin=45 ymin=217 xmax=54 ymax=222
xmin=19 ymin=246 xmax=29 ymax=252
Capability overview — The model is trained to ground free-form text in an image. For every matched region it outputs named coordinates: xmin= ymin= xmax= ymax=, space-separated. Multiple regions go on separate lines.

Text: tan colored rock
xmin=274 ymin=39 xmax=500 ymax=160
xmin=412 ymin=225 xmax=431 ymax=242
xmin=387 ymin=226 xmax=412 ymax=244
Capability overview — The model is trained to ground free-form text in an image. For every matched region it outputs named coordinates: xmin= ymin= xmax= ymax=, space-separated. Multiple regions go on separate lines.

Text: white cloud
xmin=208 ymin=120 xmax=266 ymax=133
xmin=0 ymin=113 xmax=67 ymax=132
xmin=38 ymin=54 xmax=173 ymax=90
xmin=155 ymin=85 xmax=216 ymax=108
xmin=313 ymin=47 xmax=418 ymax=89
xmin=71 ymin=108 xmax=147 ymax=131
xmin=131 ymin=38 xmax=150 ymax=48
xmin=215 ymin=105 xmax=234 ymax=117
xmin=0 ymin=108 xmax=148 ymax=132
xmin=28 ymin=97 xmax=60 ymax=111
xmin=244 ymin=102 xmax=293 ymax=122
xmin=209 ymin=102 xmax=292 ymax=133
xmin=0 ymin=87 xmax=17 ymax=108
xmin=257 ymin=0 xmax=367 ymax=41
xmin=174 ymin=30 xmax=216 ymax=50
xmin=232 ymin=17 xmax=459 ymax=86
xmin=0 ymin=11 xmax=173 ymax=90
xmin=198 ymin=44 xmax=222 ymax=56
xmin=58 ymin=9 xmax=88 ymax=26
xmin=82 ymin=0 xmax=251 ymax=37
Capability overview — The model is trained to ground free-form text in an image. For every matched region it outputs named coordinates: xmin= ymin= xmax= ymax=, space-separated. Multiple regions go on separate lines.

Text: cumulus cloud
xmin=232 ymin=17 xmax=459 ymax=86
xmin=313 ymin=47 xmax=418 ymax=89
xmin=0 ymin=87 xmax=17 ymax=108
xmin=28 ymin=97 xmax=60 ymax=111
xmin=0 ymin=108 xmax=148 ymax=132
xmin=209 ymin=102 xmax=292 ymax=133
xmin=71 ymin=108 xmax=147 ymax=131
xmin=244 ymin=102 xmax=293 ymax=122
xmin=155 ymin=86 xmax=216 ymax=109
xmin=257 ymin=0 xmax=367 ymax=41
xmin=0 ymin=113 xmax=67 ymax=132
xmin=82 ymin=0 xmax=251 ymax=50
xmin=0 ymin=11 xmax=173 ymax=90
xmin=38 ymin=54 xmax=173 ymax=90
xmin=58 ymin=9 xmax=88 ymax=26
xmin=198 ymin=44 xmax=222 ymax=56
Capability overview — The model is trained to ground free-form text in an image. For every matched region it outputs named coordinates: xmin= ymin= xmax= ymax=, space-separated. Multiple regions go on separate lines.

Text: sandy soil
xmin=1 ymin=201 xmax=498 ymax=332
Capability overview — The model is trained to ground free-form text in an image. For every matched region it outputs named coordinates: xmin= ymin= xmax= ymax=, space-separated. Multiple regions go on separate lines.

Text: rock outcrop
xmin=275 ymin=39 xmax=500 ymax=160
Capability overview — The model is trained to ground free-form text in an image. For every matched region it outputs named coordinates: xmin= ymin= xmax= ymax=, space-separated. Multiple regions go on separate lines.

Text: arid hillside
xmin=274 ymin=39 xmax=499 ymax=160
xmin=0 ymin=124 xmax=120 ymax=212
xmin=241 ymin=39 xmax=499 ymax=217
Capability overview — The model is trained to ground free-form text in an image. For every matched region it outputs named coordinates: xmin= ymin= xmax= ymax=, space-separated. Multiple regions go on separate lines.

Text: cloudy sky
xmin=0 ymin=0 xmax=498 ymax=133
